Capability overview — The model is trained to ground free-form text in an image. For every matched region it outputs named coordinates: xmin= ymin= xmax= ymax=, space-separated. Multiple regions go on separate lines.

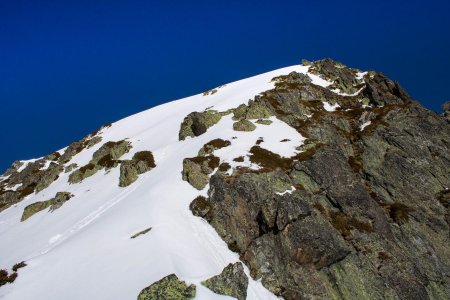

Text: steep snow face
xmin=0 ymin=64 xmax=354 ymax=300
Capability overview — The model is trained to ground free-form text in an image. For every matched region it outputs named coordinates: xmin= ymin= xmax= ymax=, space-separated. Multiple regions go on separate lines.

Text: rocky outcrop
xmin=119 ymin=151 xmax=156 ymax=187
xmin=179 ymin=110 xmax=222 ymax=140
xmin=0 ymin=124 xmax=109 ymax=212
xmin=307 ymin=58 xmax=364 ymax=94
xmin=68 ymin=140 xmax=131 ymax=184
xmin=137 ymin=274 xmax=196 ymax=300
xmin=201 ymin=262 xmax=248 ymax=300
xmin=190 ymin=59 xmax=450 ymax=299
xmin=21 ymin=192 xmax=73 ymax=221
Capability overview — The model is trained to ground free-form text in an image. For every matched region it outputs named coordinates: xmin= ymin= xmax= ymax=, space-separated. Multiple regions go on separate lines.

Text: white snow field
xmin=0 ymin=64 xmax=361 ymax=300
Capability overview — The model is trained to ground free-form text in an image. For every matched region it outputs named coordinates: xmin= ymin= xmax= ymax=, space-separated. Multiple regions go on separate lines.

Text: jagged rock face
xmin=194 ymin=60 xmax=450 ymax=299
xmin=137 ymin=274 xmax=196 ymax=300
xmin=201 ymin=262 xmax=248 ymax=300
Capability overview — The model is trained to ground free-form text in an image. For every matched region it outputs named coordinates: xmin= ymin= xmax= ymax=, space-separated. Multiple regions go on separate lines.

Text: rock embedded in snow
xmin=255 ymin=119 xmax=272 ymax=125
xmin=21 ymin=192 xmax=73 ymax=221
xmin=137 ymin=274 xmax=196 ymax=300
xmin=197 ymin=138 xmax=231 ymax=156
xmin=69 ymin=140 xmax=131 ymax=184
xmin=119 ymin=151 xmax=156 ymax=187
xmin=201 ymin=262 xmax=248 ymax=300
xmin=189 ymin=195 xmax=211 ymax=218
xmin=181 ymin=155 xmax=219 ymax=190
xmin=178 ymin=110 xmax=222 ymax=140
xmin=233 ymin=119 xmax=256 ymax=132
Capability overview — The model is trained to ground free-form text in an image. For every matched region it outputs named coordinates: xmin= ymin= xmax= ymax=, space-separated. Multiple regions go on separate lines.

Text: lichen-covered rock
xmin=1 ymin=158 xmax=64 ymax=212
xmin=233 ymin=119 xmax=256 ymax=132
xmin=69 ymin=140 xmax=131 ymax=184
xmin=201 ymin=262 xmax=248 ymax=300
xmin=255 ymin=119 xmax=272 ymax=125
xmin=21 ymin=192 xmax=73 ymax=221
xmin=64 ymin=163 xmax=78 ymax=173
xmin=119 ymin=151 xmax=156 ymax=187
xmin=0 ymin=124 xmax=109 ymax=211
xmin=188 ymin=59 xmax=450 ymax=299
xmin=35 ymin=164 xmax=64 ymax=193
xmin=308 ymin=58 xmax=363 ymax=94
xmin=92 ymin=140 xmax=131 ymax=163
xmin=232 ymin=104 xmax=248 ymax=120
xmin=182 ymin=156 xmax=219 ymax=190
xmin=245 ymin=102 xmax=273 ymax=120
xmin=137 ymin=274 xmax=196 ymax=300
xmin=179 ymin=110 xmax=221 ymax=140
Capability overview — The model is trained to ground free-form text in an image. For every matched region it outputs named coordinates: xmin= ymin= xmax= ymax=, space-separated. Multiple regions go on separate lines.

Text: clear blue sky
xmin=1 ymin=0 xmax=449 ymax=172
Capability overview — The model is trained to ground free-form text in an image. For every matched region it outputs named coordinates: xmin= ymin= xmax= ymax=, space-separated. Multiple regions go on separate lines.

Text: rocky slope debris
xmin=0 ymin=124 xmax=109 ymax=213
xmin=68 ymin=140 xmax=131 ymax=184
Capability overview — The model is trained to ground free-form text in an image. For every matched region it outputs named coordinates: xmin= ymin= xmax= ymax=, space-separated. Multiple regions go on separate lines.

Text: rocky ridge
xmin=0 ymin=58 xmax=449 ymax=300
xmin=182 ymin=59 xmax=450 ymax=299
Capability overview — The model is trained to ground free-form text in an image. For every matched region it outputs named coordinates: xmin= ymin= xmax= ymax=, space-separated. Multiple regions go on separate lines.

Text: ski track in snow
xmin=0 ymin=64 xmax=366 ymax=300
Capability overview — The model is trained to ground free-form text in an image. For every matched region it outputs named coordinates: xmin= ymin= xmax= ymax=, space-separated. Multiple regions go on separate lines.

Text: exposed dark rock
xmin=119 ymin=151 xmax=156 ymax=187
xmin=179 ymin=110 xmax=221 ymax=140
xmin=190 ymin=59 xmax=450 ymax=299
xmin=201 ymin=262 xmax=248 ymax=300
xmin=21 ymin=192 xmax=73 ymax=221
xmin=137 ymin=274 xmax=196 ymax=300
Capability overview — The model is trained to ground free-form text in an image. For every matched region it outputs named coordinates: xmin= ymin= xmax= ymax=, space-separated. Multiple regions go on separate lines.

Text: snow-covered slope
xmin=0 ymin=64 xmax=356 ymax=299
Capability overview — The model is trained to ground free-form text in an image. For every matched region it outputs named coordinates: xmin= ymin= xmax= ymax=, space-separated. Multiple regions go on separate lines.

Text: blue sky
xmin=1 ymin=0 xmax=449 ymax=172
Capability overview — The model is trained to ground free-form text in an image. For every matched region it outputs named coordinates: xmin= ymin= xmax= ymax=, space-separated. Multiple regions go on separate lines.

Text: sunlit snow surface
xmin=0 ymin=64 xmax=358 ymax=300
